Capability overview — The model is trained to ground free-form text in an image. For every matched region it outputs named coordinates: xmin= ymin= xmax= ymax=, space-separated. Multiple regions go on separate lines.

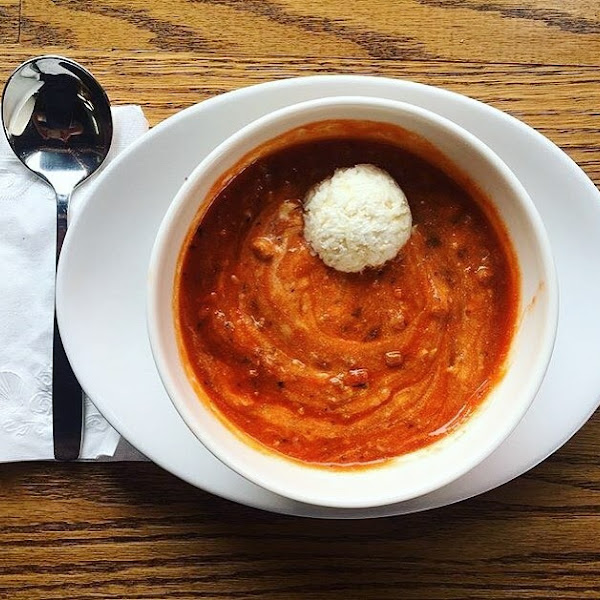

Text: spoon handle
xmin=53 ymin=192 xmax=82 ymax=461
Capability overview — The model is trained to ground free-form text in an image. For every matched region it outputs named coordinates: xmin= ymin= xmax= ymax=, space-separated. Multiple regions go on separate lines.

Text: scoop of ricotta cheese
xmin=303 ymin=164 xmax=412 ymax=273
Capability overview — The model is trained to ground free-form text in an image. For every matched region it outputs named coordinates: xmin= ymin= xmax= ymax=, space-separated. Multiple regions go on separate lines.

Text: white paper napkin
xmin=0 ymin=105 xmax=149 ymax=462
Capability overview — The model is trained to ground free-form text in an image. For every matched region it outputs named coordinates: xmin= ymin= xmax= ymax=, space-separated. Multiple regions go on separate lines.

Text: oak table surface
xmin=2 ymin=1 xmax=600 ymax=599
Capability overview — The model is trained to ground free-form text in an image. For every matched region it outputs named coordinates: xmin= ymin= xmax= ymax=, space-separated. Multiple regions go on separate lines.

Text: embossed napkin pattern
xmin=0 ymin=105 xmax=149 ymax=462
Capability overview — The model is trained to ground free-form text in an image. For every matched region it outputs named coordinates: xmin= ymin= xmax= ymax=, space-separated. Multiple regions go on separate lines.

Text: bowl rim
xmin=147 ymin=95 xmax=559 ymax=509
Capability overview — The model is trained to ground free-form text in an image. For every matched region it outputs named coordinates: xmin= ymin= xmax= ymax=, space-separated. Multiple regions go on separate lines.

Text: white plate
xmin=57 ymin=76 xmax=600 ymax=519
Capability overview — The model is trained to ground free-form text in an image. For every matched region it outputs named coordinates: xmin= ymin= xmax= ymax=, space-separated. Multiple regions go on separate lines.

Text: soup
xmin=176 ymin=120 xmax=520 ymax=467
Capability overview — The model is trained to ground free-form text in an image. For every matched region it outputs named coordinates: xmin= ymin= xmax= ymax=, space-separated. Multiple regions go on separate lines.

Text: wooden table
xmin=2 ymin=1 xmax=600 ymax=598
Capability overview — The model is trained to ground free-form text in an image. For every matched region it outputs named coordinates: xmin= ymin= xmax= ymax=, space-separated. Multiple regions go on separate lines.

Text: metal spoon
xmin=2 ymin=55 xmax=113 ymax=460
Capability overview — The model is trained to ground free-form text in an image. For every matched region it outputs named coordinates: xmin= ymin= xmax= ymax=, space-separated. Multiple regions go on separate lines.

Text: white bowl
xmin=147 ymin=96 xmax=558 ymax=509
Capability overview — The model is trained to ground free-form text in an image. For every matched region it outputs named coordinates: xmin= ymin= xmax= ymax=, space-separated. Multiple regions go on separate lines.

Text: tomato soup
xmin=176 ymin=120 xmax=520 ymax=467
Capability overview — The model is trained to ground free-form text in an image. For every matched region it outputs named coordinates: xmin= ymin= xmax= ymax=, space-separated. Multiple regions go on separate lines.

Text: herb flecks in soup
xmin=176 ymin=121 xmax=519 ymax=467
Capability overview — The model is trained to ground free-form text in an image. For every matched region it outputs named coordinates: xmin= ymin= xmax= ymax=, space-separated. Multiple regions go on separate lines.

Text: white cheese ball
xmin=303 ymin=164 xmax=412 ymax=273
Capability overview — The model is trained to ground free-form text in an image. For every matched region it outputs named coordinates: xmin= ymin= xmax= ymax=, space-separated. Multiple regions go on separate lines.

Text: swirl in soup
xmin=176 ymin=120 xmax=520 ymax=467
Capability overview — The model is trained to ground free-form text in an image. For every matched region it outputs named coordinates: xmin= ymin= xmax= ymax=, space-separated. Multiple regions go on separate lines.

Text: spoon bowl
xmin=1 ymin=55 xmax=113 ymax=460
xmin=2 ymin=55 xmax=112 ymax=196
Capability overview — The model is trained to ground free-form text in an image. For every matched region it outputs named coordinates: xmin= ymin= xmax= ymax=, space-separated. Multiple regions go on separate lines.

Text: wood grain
xmin=1 ymin=48 xmax=599 ymax=183
xmin=0 ymin=0 xmax=19 ymax=43
xmin=2 ymin=0 xmax=600 ymax=598
xmin=18 ymin=0 xmax=600 ymax=64
xmin=1 ymin=411 xmax=600 ymax=600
